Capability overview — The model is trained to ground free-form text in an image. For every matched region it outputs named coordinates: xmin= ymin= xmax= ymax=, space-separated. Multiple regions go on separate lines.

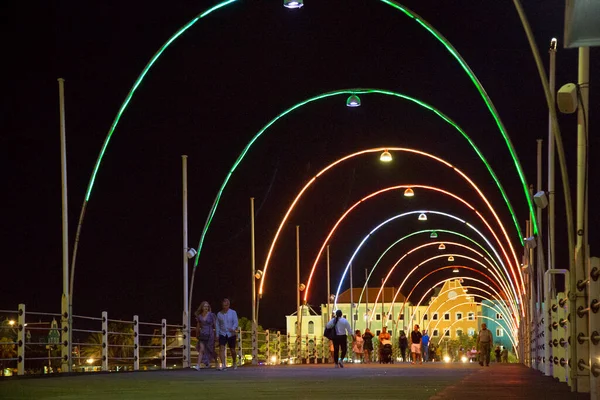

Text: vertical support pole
xmin=58 ymin=78 xmax=71 ymax=374
xmin=250 ymin=198 xmax=258 ymax=365
xmin=181 ymin=155 xmax=190 ymax=369
xmin=296 ymin=225 xmax=301 ymax=363
xmin=326 ymin=245 xmax=331 ymax=321
xmin=265 ymin=329 xmax=270 ymax=364
xmin=17 ymin=304 xmax=25 ymax=376
xmin=350 ymin=263 xmax=354 ymax=333
xmin=287 ymin=332 xmax=291 ymax=361
xmin=365 ymin=268 xmax=369 ymax=330
xmin=102 ymin=312 xmax=109 ymax=372
xmin=276 ymin=331 xmax=281 ymax=365
xmin=381 ymin=279 xmax=385 ymax=333
xmin=133 ymin=315 xmax=139 ymax=371
xmin=161 ymin=319 xmax=167 ymax=370
xmin=574 ymin=46 xmax=590 ymax=393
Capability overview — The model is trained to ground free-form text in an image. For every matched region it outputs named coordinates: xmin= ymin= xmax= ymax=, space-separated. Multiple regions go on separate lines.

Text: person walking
xmin=477 ymin=323 xmax=493 ymax=367
xmin=398 ymin=330 xmax=409 ymax=362
xmin=352 ymin=330 xmax=364 ymax=363
xmin=362 ymin=328 xmax=374 ymax=363
xmin=421 ymin=330 xmax=430 ymax=362
xmin=410 ymin=324 xmax=423 ymax=364
xmin=216 ymin=298 xmax=239 ymax=370
xmin=501 ymin=346 xmax=509 ymax=363
xmin=193 ymin=301 xmax=217 ymax=370
xmin=325 ymin=310 xmax=352 ymax=368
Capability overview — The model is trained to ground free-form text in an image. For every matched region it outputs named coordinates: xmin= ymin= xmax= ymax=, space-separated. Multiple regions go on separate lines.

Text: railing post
xmin=265 ymin=330 xmax=270 ymax=365
xmin=101 ymin=311 xmax=108 ymax=372
xmin=251 ymin=324 xmax=258 ymax=365
xmin=60 ymin=298 xmax=70 ymax=373
xmin=17 ymin=304 xmax=25 ymax=376
xmin=133 ymin=315 xmax=139 ymax=371
xmin=321 ymin=335 xmax=326 ymax=364
xmin=276 ymin=331 xmax=281 ymax=365
xmin=237 ymin=328 xmax=243 ymax=366
xmin=305 ymin=334 xmax=309 ymax=363
xmin=287 ymin=332 xmax=291 ymax=362
xmin=161 ymin=319 xmax=167 ymax=370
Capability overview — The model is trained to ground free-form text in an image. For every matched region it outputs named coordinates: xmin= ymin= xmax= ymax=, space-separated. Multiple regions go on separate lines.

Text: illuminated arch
xmin=407 ymin=279 xmax=515 ymax=332
xmin=333 ymin=210 xmax=518 ymax=312
xmin=371 ymin=242 xmax=515 ymax=318
xmin=263 ymin=148 xmax=523 ymax=300
xmin=357 ymin=229 xmax=502 ymax=309
xmin=68 ymin=0 xmax=537 ymax=307
xmin=304 ymin=184 xmax=516 ymax=303
xmin=378 ymin=261 xmax=518 ymax=323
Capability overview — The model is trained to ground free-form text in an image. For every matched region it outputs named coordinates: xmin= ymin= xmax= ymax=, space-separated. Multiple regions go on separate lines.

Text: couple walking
xmin=193 ymin=298 xmax=238 ymax=371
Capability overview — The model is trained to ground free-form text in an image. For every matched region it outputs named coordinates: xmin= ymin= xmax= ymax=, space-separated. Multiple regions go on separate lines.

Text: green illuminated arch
xmin=71 ymin=0 xmax=536 ymax=302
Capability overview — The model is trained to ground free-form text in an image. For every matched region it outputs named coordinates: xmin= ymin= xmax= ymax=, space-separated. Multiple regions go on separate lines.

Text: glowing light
xmin=270 ymin=356 xmax=277 ymax=363
xmin=380 ymin=150 xmax=392 ymax=162
xmin=452 ymin=267 xmax=459 ymax=273
xmin=404 ymin=188 xmax=414 ymax=197
xmin=86 ymin=358 xmax=94 ymax=364
xmin=461 ymin=356 xmax=468 ymax=363
xmin=443 ymin=356 xmax=451 ymax=363
xmin=8 ymin=320 xmax=15 ymax=326
xmin=438 ymin=243 xmax=446 ymax=250
xmin=284 ymin=0 xmax=304 ymax=8
xmin=418 ymin=213 xmax=427 ymax=221
xmin=346 ymin=95 xmax=361 ymax=107
xmin=430 ymin=231 xmax=438 ymax=238
xmin=448 ymin=256 xmax=455 ymax=262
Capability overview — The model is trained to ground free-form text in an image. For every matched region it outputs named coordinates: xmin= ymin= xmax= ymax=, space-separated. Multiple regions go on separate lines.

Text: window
xmin=432 ymin=329 xmax=439 ymax=337
xmin=388 ymin=314 xmax=393 ymax=321
xmin=308 ymin=321 xmax=315 ymax=334
xmin=376 ymin=314 xmax=381 ymax=321
xmin=423 ymin=314 xmax=428 ymax=320
xmin=467 ymin=312 xmax=475 ymax=321
xmin=496 ymin=313 xmax=503 ymax=320
xmin=399 ymin=313 xmax=405 ymax=320
xmin=343 ymin=315 xmax=347 ymax=319
xmin=376 ymin=330 xmax=381 ymax=336
xmin=456 ymin=329 xmax=463 ymax=337
xmin=444 ymin=313 xmax=450 ymax=321
xmin=456 ymin=312 xmax=463 ymax=321
xmin=353 ymin=314 xmax=358 ymax=321
xmin=432 ymin=313 xmax=439 ymax=321
xmin=496 ymin=328 xmax=504 ymax=337
xmin=468 ymin=328 xmax=475 ymax=336
xmin=444 ymin=330 xmax=450 ymax=337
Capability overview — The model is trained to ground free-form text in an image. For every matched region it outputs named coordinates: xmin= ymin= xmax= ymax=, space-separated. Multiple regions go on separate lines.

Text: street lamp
xmin=448 ymin=256 xmax=455 ymax=262
xmin=379 ymin=150 xmax=392 ymax=162
xmin=418 ymin=213 xmax=427 ymax=221
xmin=346 ymin=95 xmax=361 ymax=107
xmin=438 ymin=243 xmax=446 ymax=250
xmin=430 ymin=231 xmax=438 ymax=239
xmin=403 ymin=188 xmax=414 ymax=197
xmin=284 ymin=0 xmax=304 ymax=8
xmin=452 ymin=268 xmax=459 ymax=273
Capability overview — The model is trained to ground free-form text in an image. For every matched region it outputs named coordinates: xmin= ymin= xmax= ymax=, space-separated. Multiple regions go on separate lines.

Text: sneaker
xmin=411 ymin=361 xmax=415 ymax=365
xmin=192 ymin=365 xmax=200 ymax=371
xmin=217 ymin=366 xmax=224 ymax=371
xmin=233 ymin=365 xmax=238 ymax=370
xmin=339 ymin=361 xmax=344 ymax=368
xmin=334 ymin=363 xmax=339 ymax=368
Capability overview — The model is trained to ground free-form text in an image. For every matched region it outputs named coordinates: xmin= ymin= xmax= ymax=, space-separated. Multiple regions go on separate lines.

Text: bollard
xmin=276 ymin=331 xmax=281 ymax=365
xmin=102 ymin=312 xmax=109 ymax=372
xmin=133 ymin=315 xmax=139 ymax=371
xmin=237 ymin=328 xmax=242 ymax=366
xmin=17 ymin=304 xmax=25 ymax=376
xmin=265 ymin=330 xmax=270 ymax=365
xmin=161 ymin=319 xmax=167 ymax=370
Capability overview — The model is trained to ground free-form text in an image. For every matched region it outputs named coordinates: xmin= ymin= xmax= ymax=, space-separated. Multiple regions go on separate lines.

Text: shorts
xmin=411 ymin=343 xmax=421 ymax=353
xmin=219 ymin=335 xmax=237 ymax=349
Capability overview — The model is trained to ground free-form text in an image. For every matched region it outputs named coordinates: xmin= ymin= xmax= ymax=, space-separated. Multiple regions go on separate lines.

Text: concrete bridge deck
xmin=0 ymin=363 xmax=588 ymax=400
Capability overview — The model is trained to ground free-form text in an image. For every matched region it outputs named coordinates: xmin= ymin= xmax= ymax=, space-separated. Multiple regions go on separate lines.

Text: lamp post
xmin=181 ymin=155 xmax=191 ymax=368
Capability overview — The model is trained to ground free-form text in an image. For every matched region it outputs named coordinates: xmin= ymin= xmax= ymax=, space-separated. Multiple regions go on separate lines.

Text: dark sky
xmin=2 ymin=0 xmax=599 ymax=331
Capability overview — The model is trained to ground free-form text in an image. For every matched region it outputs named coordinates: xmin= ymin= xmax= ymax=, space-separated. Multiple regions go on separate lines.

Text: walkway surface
xmin=0 ymin=363 xmax=589 ymax=400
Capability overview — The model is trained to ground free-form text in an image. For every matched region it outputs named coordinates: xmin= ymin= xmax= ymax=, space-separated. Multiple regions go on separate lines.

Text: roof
xmin=335 ymin=287 xmax=405 ymax=304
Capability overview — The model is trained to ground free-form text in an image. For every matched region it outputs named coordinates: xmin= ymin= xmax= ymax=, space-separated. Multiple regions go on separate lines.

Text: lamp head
xmin=418 ymin=213 xmax=427 ymax=221
xmin=533 ymin=191 xmax=548 ymax=209
xmin=438 ymin=243 xmax=446 ymax=250
xmin=346 ymin=95 xmax=361 ymax=107
xmin=284 ymin=0 xmax=304 ymax=8
xmin=186 ymin=248 xmax=197 ymax=259
xmin=254 ymin=270 xmax=263 ymax=280
xmin=379 ymin=150 xmax=392 ymax=162
xmin=448 ymin=256 xmax=455 ymax=262
xmin=524 ymin=236 xmax=537 ymax=249
xmin=403 ymin=188 xmax=414 ymax=197
xmin=430 ymin=231 xmax=438 ymax=239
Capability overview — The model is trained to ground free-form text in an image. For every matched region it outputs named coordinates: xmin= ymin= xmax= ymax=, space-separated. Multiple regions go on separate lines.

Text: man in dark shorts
xmin=410 ymin=324 xmax=423 ymax=364
xmin=216 ymin=298 xmax=239 ymax=370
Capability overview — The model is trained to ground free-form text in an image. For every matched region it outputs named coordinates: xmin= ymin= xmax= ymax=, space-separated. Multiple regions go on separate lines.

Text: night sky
xmin=2 ymin=0 xmax=599 ymax=331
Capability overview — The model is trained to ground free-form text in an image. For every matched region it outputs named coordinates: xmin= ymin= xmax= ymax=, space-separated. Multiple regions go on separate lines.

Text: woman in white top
xmin=325 ymin=310 xmax=353 ymax=368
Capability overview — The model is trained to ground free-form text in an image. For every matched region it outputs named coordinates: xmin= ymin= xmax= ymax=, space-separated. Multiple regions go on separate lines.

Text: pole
xmin=181 ymin=155 xmax=190 ymax=368
xmin=536 ymin=139 xmax=543 ymax=369
xmin=58 ymin=78 xmax=71 ymax=373
xmin=296 ymin=225 xmax=301 ymax=362
xmin=350 ymin=263 xmax=354 ymax=333
xmin=381 ymin=278 xmax=385 ymax=333
xmin=365 ymin=268 xmax=369 ymax=330
xmin=545 ymin=38 xmax=557 ymax=377
xmin=574 ymin=46 xmax=590 ymax=392
xmin=327 ymin=245 xmax=331 ymax=318
xmin=250 ymin=198 xmax=257 ymax=365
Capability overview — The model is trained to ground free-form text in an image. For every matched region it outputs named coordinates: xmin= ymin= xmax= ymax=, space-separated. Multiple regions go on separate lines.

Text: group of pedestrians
xmin=193 ymin=298 xmax=239 ymax=371
xmin=398 ymin=325 xmax=430 ymax=363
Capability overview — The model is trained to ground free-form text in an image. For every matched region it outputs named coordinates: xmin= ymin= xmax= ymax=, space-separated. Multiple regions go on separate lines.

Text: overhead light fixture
xmin=533 ymin=191 xmax=548 ymax=209
xmin=380 ymin=150 xmax=392 ymax=162
xmin=404 ymin=188 xmax=414 ymax=197
xmin=438 ymin=243 xmax=446 ymax=250
xmin=299 ymin=283 xmax=306 ymax=291
xmin=186 ymin=248 xmax=197 ymax=259
xmin=452 ymin=268 xmax=459 ymax=273
xmin=418 ymin=213 xmax=427 ymax=221
xmin=430 ymin=231 xmax=438 ymax=239
xmin=346 ymin=95 xmax=361 ymax=107
xmin=254 ymin=270 xmax=263 ymax=280
xmin=448 ymin=256 xmax=455 ymax=262
xmin=284 ymin=0 xmax=304 ymax=8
